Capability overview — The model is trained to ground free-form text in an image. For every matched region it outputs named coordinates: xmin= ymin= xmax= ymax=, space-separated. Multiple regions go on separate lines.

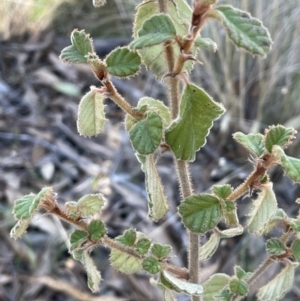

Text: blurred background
xmin=0 ymin=0 xmax=300 ymax=300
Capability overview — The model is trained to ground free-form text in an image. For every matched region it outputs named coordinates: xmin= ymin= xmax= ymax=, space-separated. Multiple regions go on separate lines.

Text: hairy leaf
xmin=291 ymin=240 xmax=300 ymax=262
xmin=77 ymin=87 xmax=106 ymax=137
xmin=116 ymin=229 xmax=137 ymax=247
xmin=76 ymin=193 xmax=106 ymax=216
xmin=209 ymin=6 xmax=272 ymax=56
xmin=199 ymin=232 xmax=220 ymax=261
xmin=222 ymin=201 xmax=239 ymax=226
xmin=179 ymin=194 xmax=222 ymax=233
xmin=234 ymin=266 xmax=252 ymax=280
xmin=82 ymin=251 xmax=101 ymax=292
xmin=202 ymin=274 xmax=231 ymax=301
xmin=110 ymin=249 xmax=142 ymax=274
xmin=70 ymin=230 xmax=88 ymax=251
xmin=88 ymin=220 xmax=106 ymax=242
xmin=218 ymin=225 xmax=243 ymax=238
xmin=142 ymin=257 xmax=162 ymax=274
xmin=233 ymin=132 xmax=266 ymax=157
xmin=266 ymin=238 xmax=286 ymax=255
xmin=134 ymin=238 xmax=151 ymax=255
xmin=151 ymin=243 xmax=172 ymax=259
xmin=106 ymin=47 xmax=141 ymax=77
xmin=213 ymin=184 xmax=232 ymax=199
xmin=214 ymin=289 xmax=232 ymax=301
xmin=165 ymin=84 xmax=225 ymax=161
xmin=229 ymin=279 xmax=248 ymax=296
xmin=137 ymin=154 xmax=169 ymax=221
xmin=247 ymin=183 xmax=278 ymax=235
xmin=194 ymin=36 xmax=217 ymax=52
xmin=10 ymin=219 xmax=32 ymax=239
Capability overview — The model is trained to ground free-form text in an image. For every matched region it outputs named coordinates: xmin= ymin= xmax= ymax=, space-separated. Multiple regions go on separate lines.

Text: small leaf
xmin=229 ymin=279 xmax=248 ymax=296
xmin=137 ymin=154 xmax=169 ymax=221
xmin=263 ymin=209 xmax=287 ymax=234
xmin=130 ymin=14 xmax=176 ymax=50
xmin=264 ymin=125 xmax=296 ymax=153
xmin=266 ymin=238 xmax=286 ymax=255
xmin=151 ymin=243 xmax=172 ymax=259
xmin=214 ymin=289 xmax=232 ymax=301
xmin=291 ymin=239 xmax=300 ymax=262
xmin=10 ymin=219 xmax=31 ymax=239
xmin=222 ymin=201 xmax=239 ymax=226
xmin=213 ymin=184 xmax=232 ymax=199
xmin=166 ymin=84 xmax=225 ymax=161
xmin=179 ymin=194 xmax=222 ymax=234
xmin=218 ymin=225 xmax=244 ymax=238
xmin=257 ymin=264 xmax=295 ymax=301
xmin=161 ymin=271 xmax=203 ymax=296
xmin=116 ymin=229 xmax=137 ymax=247
xmin=199 ymin=232 xmax=220 ymax=261
xmin=106 ymin=47 xmax=141 ymax=77
xmin=70 ymin=230 xmax=88 ymax=251
xmin=247 ymin=183 xmax=278 ymax=235
xmin=110 ymin=249 xmax=142 ymax=274
xmin=202 ymin=273 xmax=231 ymax=301
xmin=134 ymin=238 xmax=151 ymax=255
xmin=142 ymin=257 xmax=162 ymax=274
xmin=13 ymin=194 xmax=37 ymax=220
xmin=194 ymin=36 xmax=217 ymax=52
xmin=290 ymin=220 xmax=300 ymax=232
xmin=233 ymin=132 xmax=266 ymax=157
xmin=234 ymin=266 xmax=252 ymax=280
xmin=209 ymin=6 xmax=272 ymax=56
xmin=77 ymin=87 xmax=107 ymax=137
xmin=82 ymin=251 xmax=101 ymax=293
xmin=273 ymin=145 xmax=300 ymax=183
xmin=88 ymin=220 xmax=106 ymax=242
xmin=60 ymin=29 xmax=95 ymax=64
xmin=130 ymin=112 xmax=163 ymax=155
xmin=77 ymin=193 xmax=106 ymax=217
xmin=72 ymin=249 xmax=84 ymax=262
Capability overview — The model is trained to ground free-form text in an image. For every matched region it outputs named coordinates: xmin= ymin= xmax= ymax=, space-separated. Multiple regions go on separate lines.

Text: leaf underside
xmin=233 ymin=132 xmax=266 ymax=157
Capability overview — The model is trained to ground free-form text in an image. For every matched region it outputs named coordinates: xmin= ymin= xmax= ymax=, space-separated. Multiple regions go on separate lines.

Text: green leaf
xmin=194 ymin=36 xmax=217 ymax=52
xmin=165 ymin=84 xmax=225 ymax=161
xmin=106 ymin=47 xmax=141 ymax=77
xmin=10 ymin=219 xmax=31 ymax=239
xmin=130 ymin=14 xmax=176 ymax=50
xmin=214 ymin=289 xmax=232 ymax=301
xmin=77 ymin=87 xmax=107 ymax=137
xmin=290 ymin=220 xmax=300 ymax=232
xmin=257 ymin=264 xmax=296 ymax=301
xmin=291 ymin=239 xmax=300 ymax=262
xmin=222 ymin=201 xmax=239 ymax=226
xmin=137 ymin=154 xmax=169 ymax=221
xmin=134 ymin=238 xmax=151 ymax=255
xmin=161 ymin=271 xmax=203 ymax=296
xmin=151 ymin=243 xmax=172 ymax=259
xmin=199 ymin=232 xmax=220 ymax=261
xmin=72 ymin=249 xmax=84 ymax=262
xmin=266 ymin=238 xmax=286 ymax=255
xmin=142 ymin=257 xmax=162 ymax=274
xmin=233 ymin=132 xmax=266 ymax=157
xmin=88 ymin=220 xmax=106 ymax=242
xmin=213 ymin=185 xmax=232 ymax=199
xmin=209 ymin=6 xmax=272 ymax=56
xmin=234 ymin=266 xmax=252 ymax=280
xmin=116 ymin=229 xmax=137 ymax=247
xmin=82 ymin=251 xmax=101 ymax=293
xmin=179 ymin=194 xmax=222 ymax=234
xmin=110 ymin=249 xmax=142 ymax=274
xmin=202 ymin=274 xmax=231 ymax=301
xmin=70 ymin=230 xmax=88 ymax=251
xmin=130 ymin=112 xmax=163 ymax=155
xmin=273 ymin=145 xmax=300 ymax=183
xmin=247 ymin=183 xmax=278 ymax=235
xmin=76 ymin=193 xmax=106 ymax=217
xmin=133 ymin=0 xmax=193 ymax=78
xmin=60 ymin=29 xmax=95 ymax=64
xmin=229 ymin=279 xmax=248 ymax=296
xmin=264 ymin=125 xmax=296 ymax=153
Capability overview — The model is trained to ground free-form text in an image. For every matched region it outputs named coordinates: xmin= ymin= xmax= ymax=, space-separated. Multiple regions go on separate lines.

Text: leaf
xmin=290 ymin=220 xmax=300 ymax=232
xmin=214 ymin=289 xmax=232 ymax=301
xmin=82 ymin=251 xmax=101 ymax=293
xmin=76 ymin=193 xmax=106 ymax=216
xmin=229 ymin=279 xmax=248 ymax=296
xmin=70 ymin=230 xmax=88 ymax=251
xmin=88 ymin=220 xmax=106 ymax=242
xmin=234 ymin=266 xmax=252 ymax=280
xmin=60 ymin=29 xmax=95 ymax=64
xmin=133 ymin=0 xmax=193 ymax=78
xmin=77 ymin=87 xmax=107 ymax=137
xmin=110 ymin=249 xmax=142 ymax=274
xmin=179 ymin=194 xmax=222 ymax=234
xmin=218 ymin=225 xmax=244 ymax=238
xmin=263 ymin=209 xmax=287 ymax=234
xmin=202 ymin=274 xmax=231 ymax=301
xmin=257 ymin=264 xmax=296 ymax=301
xmin=209 ymin=6 xmax=272 ymax=56
xmin=264 ymin=125 xmax=296 ymax=153
xmin=233 ymin=132 xmax=266 ymax=157
xmin=222 ymin=201 xmax=239 ymax=226
xmin=134 ymin=238 xmax=151 ymax=255
xmin=116 ymin=229 xmax=137 ymax=247
xmin=291 ymin=239 xmax=300 ymax=262
xmin=137 ymin=154 xmax=169 ymax=221
xmin=106 ymin=47 xmax=141 ymax=77
xmin=142 ymin=257 xmax=162 ymax=274
xmin=10 ymin=219 xmax=31 ymax=239
xmin=151 ymin=243 xmax=172 ymax=259
xmin=266 ymin=238 xmax=286 ymax=255
xmin=272 ymin=145 xmax=300 ymax=183
xmin=194 ymin=36 xmax=217 ymax=52
xmin=165 ymin=84 xmax=225 ymax=161
xmin=161 ymin=271 xmax=203 ymax=296
xmin=130 ymin=112 xmax=163 ymax=155
xmin=247 ymin=183 xmax=278 ymax=235
xmin=199 ymin=232 xmax=220 ymax=261
xmin=213 ymin=184 xmax=232 ymax=199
